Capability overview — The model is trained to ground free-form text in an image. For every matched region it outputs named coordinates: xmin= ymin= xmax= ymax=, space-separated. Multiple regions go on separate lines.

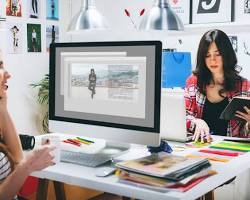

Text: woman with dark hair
xmin=0 ymin=55 xmax=55 ymax=200
xmin=185 ymin=29 xmax=250 ymax=142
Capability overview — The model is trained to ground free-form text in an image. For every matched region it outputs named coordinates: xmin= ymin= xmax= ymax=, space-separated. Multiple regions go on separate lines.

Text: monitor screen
xmin=49 ymin=41 xmax=162 ymax=146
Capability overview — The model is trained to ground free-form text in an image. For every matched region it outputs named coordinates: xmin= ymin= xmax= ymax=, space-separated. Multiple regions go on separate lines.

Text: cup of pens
xmin=41 ymin=135 xmax=61 ymax=164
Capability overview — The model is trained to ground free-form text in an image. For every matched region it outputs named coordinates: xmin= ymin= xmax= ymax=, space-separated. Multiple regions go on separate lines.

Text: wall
xmin=0 ymin=0 xmax=59 ymax=134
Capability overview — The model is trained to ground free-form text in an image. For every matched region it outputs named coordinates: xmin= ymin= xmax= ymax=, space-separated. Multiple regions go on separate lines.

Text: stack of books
xmin=115 ymin=152 xmax=216 ymax=192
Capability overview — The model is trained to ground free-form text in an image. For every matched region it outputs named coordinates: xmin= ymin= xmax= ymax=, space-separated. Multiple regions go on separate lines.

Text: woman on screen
xmin=0 ymin=56 xmax=54 ymax=199
xmin=88 ymin=68 xmax=97 ymax=99
xmin=185 ymin=29 xmax=250 ymax=142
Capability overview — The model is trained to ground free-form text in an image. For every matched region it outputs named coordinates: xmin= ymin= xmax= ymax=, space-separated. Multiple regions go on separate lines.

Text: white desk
xmin=31 ymin=136 xmax=250 ymax=200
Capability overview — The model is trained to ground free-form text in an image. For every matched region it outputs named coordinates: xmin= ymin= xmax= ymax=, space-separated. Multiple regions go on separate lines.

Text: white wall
xmin=0 ymin=0 xmax=59 ymax=134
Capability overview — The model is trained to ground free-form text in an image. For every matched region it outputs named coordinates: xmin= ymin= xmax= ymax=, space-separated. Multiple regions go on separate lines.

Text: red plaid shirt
xmin=185 ymin=75 xmax=250 ymax=137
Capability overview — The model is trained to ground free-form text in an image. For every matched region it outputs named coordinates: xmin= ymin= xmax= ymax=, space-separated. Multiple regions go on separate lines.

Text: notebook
xmin=160 ymin=88 xmax=192 ymax=142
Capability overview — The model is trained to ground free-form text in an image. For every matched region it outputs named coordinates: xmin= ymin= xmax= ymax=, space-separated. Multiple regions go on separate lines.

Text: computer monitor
xmin=49 ymin=41 xmax=162 ymax=147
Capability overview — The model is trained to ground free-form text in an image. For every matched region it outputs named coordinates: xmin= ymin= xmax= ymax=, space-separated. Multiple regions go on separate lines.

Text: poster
xmin=27 ymin=23 xmax=41 ymax=52
xmin=46 ymin=24 xmax=59 ymax=52
xmin=6 ymin=22 xmax=23 ymax=53
xmin=46 ymin=0 xmax=58 ymax=20
xmin=28 ymin=0 xmax=40 ymax=18
xmin=6 ymin=0 xmax=22 ymax=17
xmin=191 ymin=0 xmax=234 ymax=24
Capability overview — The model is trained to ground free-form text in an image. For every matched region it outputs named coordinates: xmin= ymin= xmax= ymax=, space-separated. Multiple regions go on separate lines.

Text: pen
xmin=75 ymin=138 xmax=91 ymax=145
xmin=67 ymin=139 xmax=82 ymax=146
xmin=76 ymin=137 xmax=94 ymax=143
xmin=63 ymin=140 xmax=81 ymax=147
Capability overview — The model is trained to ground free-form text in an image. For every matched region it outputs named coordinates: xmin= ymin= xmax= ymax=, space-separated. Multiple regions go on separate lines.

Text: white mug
xmin=41 ymin=135 xmax=61 ymax=164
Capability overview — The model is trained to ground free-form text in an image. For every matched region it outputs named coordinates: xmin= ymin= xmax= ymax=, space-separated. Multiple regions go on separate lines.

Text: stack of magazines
xmin=115 ymin=152 xmax=216 ymax=192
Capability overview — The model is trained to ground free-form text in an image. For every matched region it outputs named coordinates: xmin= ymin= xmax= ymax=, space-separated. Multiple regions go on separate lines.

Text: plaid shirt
xmin=185 ymin=75 xmax=250 ymax=137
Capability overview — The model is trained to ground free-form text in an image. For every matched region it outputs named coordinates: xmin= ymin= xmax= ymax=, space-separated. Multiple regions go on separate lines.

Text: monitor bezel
xmin=49 ymin=41 xmax=162 ymax=134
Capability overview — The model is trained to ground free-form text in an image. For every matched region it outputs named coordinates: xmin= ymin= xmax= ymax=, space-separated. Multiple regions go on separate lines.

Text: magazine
xmin=115 ymin=152 xmax=210 ymax=181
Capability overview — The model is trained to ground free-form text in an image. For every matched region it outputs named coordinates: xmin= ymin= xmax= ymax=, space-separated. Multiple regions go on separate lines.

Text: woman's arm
xmin=0 ymin=146 xmax=55 ymax=200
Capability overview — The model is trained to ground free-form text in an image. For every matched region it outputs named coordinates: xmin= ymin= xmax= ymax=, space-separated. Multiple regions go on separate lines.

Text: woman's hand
xmin=192 ymin=119 xmax=212 ymax=143
xmin=20 ymin=145 xmax=55 ymax=174
xmin=235 ymin=106 xmax=250 ymax=128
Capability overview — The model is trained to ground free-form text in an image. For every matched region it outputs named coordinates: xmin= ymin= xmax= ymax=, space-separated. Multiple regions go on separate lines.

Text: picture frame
xmin=169 ymin=0 xmax=191 ymax=25
xmin=191 ymin=0 xmax=235 ymax=24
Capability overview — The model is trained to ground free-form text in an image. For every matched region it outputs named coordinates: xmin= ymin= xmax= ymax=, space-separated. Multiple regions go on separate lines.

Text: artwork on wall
xmin=6 ymin=22 xmax=23 ymax=53
xmin=191 ymin=0 xmax=234 ymax=24
xmin=169 ymin=0 xmax=190 ymax=25
xmin=46 ymin=0 xmax=58 ymax=20
xmin=28 ymin=0 xmax=40 ymax=18
xmin=27 ymin=23 xmax=41 ymax=52
xmin=0 ymin=0 xmax=6 ymax=20
xmin=228 ymin=35 xmax=238 ymax=53
xmin=6 ymin=0 xmax=22 ymax=17
xmin=46 ymin=24 xmax=59 ymax=52
xmin=245 ymin=0 xmax=250 ymax=13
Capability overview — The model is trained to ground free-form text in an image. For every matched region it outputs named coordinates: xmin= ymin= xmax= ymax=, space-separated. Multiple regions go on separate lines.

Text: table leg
xmin=36 ymin=178 xmax=49 ymax=200
xmin=53 ymin=181 xmax=66 ymax=200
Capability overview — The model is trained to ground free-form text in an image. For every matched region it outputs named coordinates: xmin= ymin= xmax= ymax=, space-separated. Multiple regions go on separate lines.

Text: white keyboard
xmin=60 ymin=150 xmax=113 ymax=167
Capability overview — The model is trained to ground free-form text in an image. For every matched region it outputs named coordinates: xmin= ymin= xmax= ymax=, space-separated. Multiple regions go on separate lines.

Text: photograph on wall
xmin=62 ymin=56 xmax=146 ymax=119
xmin=228 ymin=35 xmax=238 ymax=53
xmin=191 ymin=0 xmax=234 ymax=24
xmin=46 ymin=25 xmax=59 ymax=52
xmin=28 ymin=0 xmax=40 ymax=18
xmin=27 ymin=23 xmax=41 ymax=52
xmin=0 ymin=0 xmax=6 ymax=20
xmin=6 ymin=22 xmax=23 ymax=54
xmin=6 ymin=0 xmax=22 ymax=17
xmin=169 ymin=0 xmax=190 ymax=24
xmin=245 ymin=0 xmax=250 ymax=13
xmin=46 ymin=0 xmax=58 ymax=20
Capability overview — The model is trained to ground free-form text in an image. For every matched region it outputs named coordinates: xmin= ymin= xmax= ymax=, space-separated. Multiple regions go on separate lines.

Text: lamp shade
xmin=67 ymin=0 xmax=108 ymax=31
xmin=139 ymin=0 xmax=184 ymax=31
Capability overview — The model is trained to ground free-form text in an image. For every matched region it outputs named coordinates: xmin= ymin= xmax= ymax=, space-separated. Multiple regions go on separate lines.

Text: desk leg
xmin=53 ymin=181 xmax=66 ymax=200
xmin=36 ymin=178 xmax=49 ymax=200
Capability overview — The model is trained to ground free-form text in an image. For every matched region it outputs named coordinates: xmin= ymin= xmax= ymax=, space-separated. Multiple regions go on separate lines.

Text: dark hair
xmin=193 ymin=29 xmax=242 ymax=96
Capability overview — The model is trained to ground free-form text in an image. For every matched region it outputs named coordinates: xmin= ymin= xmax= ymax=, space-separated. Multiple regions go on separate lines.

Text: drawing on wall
xmin=6 ymin=22 xmax=23 ymax=54
xmin=0 ymin=0 xmax=6 ymax=20
xmin=245 ymin=0 xmax=250 ymax=13
xmin=6 ymin=0 xmax=22 ymax=17
xmin=229 ymin=36 xmax=238 ymax=53
xmin=46 ymin=25 xmax=59 ymax=52
xmin=191 ymin=0 xmax=234 ymax=24
xmin=27 ymin=23 xmax=41 ymax=52
xmin=46 ymin=0 xmax=58 ymax=20
xmin=28 ymin=0 xmax=40 ymax=18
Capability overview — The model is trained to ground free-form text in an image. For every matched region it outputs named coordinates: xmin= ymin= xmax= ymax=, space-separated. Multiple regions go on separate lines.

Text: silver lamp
xmin=139 ymin=0 xmax=184 ymax=31
xmin=68 ymin=0 xmax=108 ymax=31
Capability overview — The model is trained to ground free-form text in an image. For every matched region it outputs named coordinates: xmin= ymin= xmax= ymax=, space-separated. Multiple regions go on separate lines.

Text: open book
xmin=220 ymin=96 xmax=250 ymax=121
xmin=115 ymin=152 xmax=210 ymax=182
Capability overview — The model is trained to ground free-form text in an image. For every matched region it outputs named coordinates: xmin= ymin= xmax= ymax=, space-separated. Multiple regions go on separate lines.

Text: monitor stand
xmin=98 ymin=140 xmax=130 ymax=158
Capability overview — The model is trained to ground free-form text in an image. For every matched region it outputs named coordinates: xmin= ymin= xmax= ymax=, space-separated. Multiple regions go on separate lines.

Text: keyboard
xmin=60 ymin=150 xmax=113 ymax=167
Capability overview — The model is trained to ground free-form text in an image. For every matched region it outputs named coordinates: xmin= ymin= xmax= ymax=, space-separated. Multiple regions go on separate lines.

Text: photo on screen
xmin=62 ymin=56 xmax=146 ymax=119
xmin=59 ymin=52 xmax=128 ymax=95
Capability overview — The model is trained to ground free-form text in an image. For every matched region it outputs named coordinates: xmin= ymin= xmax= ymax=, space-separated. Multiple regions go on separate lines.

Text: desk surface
xmin=32 ymin=135 xmax=250 ymax=200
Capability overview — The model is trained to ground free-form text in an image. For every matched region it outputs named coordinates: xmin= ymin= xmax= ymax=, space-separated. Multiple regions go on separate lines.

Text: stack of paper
xmin=115 ymin=152 xmax=215 ymax=192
